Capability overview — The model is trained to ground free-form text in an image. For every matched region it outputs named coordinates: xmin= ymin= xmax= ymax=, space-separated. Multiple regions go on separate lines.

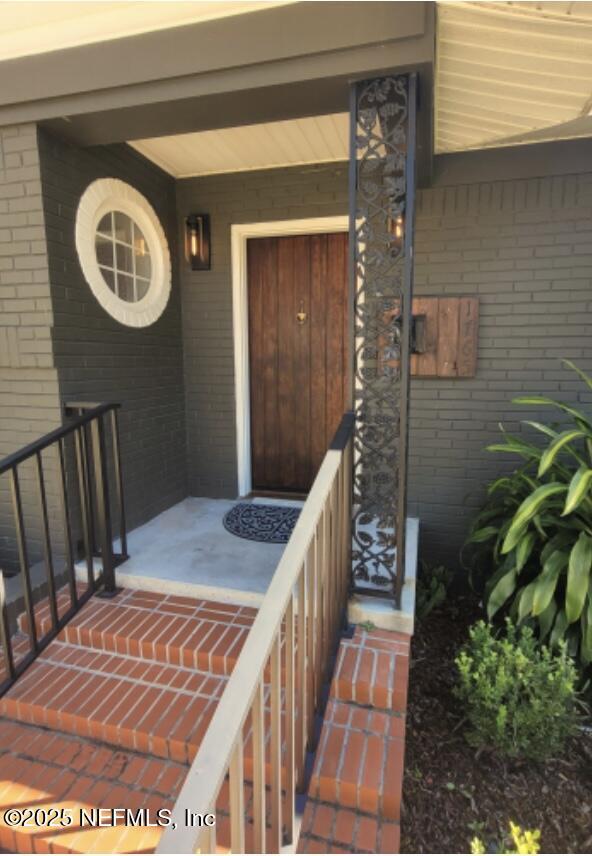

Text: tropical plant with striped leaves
xmin=466 ymin=361 xmax=592 ymax=666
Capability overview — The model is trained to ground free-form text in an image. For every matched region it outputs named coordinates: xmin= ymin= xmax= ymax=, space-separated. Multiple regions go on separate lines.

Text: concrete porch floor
xmin=114 ymin=497 xmax=300 ymax=606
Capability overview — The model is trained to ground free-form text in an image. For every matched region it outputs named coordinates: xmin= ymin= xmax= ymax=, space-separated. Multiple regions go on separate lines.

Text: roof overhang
xmin=0 ymin=1 xmax=435 ymax=185
xmin=0 ymin=0 xmax=591 ymax=186
xmin=0 ymin=2 xmax=293 ymax=62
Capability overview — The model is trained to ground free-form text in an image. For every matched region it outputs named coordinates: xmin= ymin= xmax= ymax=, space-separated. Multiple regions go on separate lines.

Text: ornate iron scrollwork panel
xmin=349 ymin=74 xmax=417 ymax=606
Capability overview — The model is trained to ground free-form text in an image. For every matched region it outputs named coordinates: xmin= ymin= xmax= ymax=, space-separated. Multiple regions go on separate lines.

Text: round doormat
xmin=222 ymin=503 xmax=301 ymax=544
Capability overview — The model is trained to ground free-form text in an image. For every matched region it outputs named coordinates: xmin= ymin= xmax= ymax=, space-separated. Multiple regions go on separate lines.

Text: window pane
xmin=94 ymin=209 xmax=155 ymax=305
xmin=135 ymin=250 xmax=151 ymax=280
xmin=117 ymin=272 xmax=135 ymax=302
xmin=134 ymin=230 xmax=149 ymax=255
xmin=115 ymin=242 xmax=134 ymax=276
xmin=95 ymin=234 xmax=113 ymax=268
xmin=113 ymin=211 xmax=133 ymax=245
xmin=99 ymin=267 xmax=116 ymax=294
xmin=97 ymin=213 xmax=112 ymax=235
xmin=136 ymin=278 xmax=150 ymax=301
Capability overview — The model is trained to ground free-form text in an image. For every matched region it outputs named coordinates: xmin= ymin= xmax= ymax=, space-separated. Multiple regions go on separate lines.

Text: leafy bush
xmin=416 ymin=563 xmax=453 ymax=621
xmin=455 ymin=619 xmax=578 ymax=761
xmin=465 ymin=361 xmax=592 ymax=665
xmin=471 ymin=822 xmax=541 ymax=855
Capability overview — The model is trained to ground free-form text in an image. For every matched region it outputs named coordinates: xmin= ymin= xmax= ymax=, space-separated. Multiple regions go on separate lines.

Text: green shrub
xmin=416 ymin=563 xmax=453 ymax=621
xmin=464 ymin=360 xmax=592 ymax=666
xmin=455 ymin=619 xmax=578 ymax=761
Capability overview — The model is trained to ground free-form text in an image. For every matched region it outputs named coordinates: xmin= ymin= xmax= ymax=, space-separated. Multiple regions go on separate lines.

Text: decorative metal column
xmin=349 ymin=73 xmax=417 ymax=608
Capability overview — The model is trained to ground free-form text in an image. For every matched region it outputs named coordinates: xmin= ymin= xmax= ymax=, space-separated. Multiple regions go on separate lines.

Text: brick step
xmin=297 ymin=626 xmax=411 ymax=854
xmin=0 ymin=719 xmax=279 ymax=854
xmin=330 ymin=627 xmax=410 ymax=713
xmin=0 ymin=639 xmax=228 ymax=764
xmin=0 ymin=717 xmax=187 ymax=854
xmin=297 ymin=803 xmax=401 ymax=854
xmin=308 ymin=700 xmax=405 ymax=822
xmin=1 ymin=588 xmax=300 ymax=854
xmin=18 ymin=587 xmax=257 ymax=677
xmin=1 ymin=637 xmax=292 ymax=775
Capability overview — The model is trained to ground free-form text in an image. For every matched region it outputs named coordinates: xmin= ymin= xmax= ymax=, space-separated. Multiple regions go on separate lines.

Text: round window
xmin=75 ymin=178 xmax=171 ymax=327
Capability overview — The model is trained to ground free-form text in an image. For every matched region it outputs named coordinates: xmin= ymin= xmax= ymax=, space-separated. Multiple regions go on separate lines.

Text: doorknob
xmin=296 ymin=300 xmax=307 ymax=325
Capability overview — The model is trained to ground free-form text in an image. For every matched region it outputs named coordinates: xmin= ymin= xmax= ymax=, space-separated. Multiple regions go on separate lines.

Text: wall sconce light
xmin=387 ymin=211 xmax=405 ymax=253
xmin=185 ymin=214 xmax=211 ymax=270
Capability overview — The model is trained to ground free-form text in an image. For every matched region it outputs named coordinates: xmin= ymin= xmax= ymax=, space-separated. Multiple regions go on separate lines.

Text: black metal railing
xmin=0 ymin=402 xmax=127 ymax=695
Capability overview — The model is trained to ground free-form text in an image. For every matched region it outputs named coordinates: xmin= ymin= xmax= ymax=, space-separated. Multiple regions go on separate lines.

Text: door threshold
xmin=248 ymin=490 xmax=308 ymax=502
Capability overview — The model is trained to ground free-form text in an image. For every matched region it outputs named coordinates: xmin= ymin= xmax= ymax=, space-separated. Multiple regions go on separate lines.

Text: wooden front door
xmin=247 ymin=233 xmax=349 ymax=494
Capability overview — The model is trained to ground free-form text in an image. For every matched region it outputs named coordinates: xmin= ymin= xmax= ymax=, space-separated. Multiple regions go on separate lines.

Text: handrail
xmin=0 ymin=401 xmax=125 ymax=696
xmin=63 ymin=401 xmax=128 ymax=560
xmin=0 ymin=402 xmax=120 ymax=475
xmin=158 ymin=411 xmax=354 ymax=854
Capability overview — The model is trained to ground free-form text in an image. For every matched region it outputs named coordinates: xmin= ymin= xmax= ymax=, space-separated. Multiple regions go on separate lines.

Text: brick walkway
xmin=297 ymin=627 xmax=410 ymax=854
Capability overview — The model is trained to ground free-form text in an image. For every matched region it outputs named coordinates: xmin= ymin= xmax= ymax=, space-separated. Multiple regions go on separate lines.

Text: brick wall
xmin=177 ymin=161 xmax=592 ymax=566
xmin=38 ymin=130 xmax=187 ymax=536
xmin=2 ymin=135 xmax=590 ymax=572
xmin=411 ymin=175 xmax=592 ymax=563
xmin=0 ymin=124 xmax=62 ymax=571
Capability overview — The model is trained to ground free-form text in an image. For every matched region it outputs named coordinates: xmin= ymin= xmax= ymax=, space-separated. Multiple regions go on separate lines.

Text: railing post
xmin=74 ymin=427 xmax=95 ymax=591
xmin=0 ymin=571 xmax=15 ymax=683
xmin=10 ymin=468 xmax=37 ymax=652
xmin=35 ymin=451 xmax=58 ymax=632
xmin=110 ymin=408 xmax=128 ymax=559
xmin=284 ymin=595 xmax=295 ymax=844
xmin=90 ymin=414 xmax=117 ymax=596
xmin=251 ymin=681 xmax=266 ymax=852
xmin=57 ymin=438 xmax=78 ymax=609
xmin=82 ymin=424 xmax=97 ymax=555
xmin=270 ymin=635 xmax=282 ymax=852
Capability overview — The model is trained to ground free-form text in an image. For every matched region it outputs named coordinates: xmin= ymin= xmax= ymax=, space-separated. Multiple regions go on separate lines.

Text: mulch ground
xmin=400 ymin=592 xmax=592 ymax=854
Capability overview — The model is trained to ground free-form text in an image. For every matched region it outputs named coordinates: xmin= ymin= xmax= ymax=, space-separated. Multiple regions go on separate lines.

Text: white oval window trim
xmin=75 ymin=178 xmax=171 ymax=328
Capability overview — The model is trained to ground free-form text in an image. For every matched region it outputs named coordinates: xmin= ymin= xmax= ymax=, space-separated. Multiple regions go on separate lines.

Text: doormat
xmin=222 ymin=503 xmax=300 ymax=544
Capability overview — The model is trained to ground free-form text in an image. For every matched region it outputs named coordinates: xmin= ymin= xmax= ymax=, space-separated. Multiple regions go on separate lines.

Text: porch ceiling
xmin=130 ymin=114 xmax=349 ymax=178
xmin=436 ymin=1 xmax=592 ymax=153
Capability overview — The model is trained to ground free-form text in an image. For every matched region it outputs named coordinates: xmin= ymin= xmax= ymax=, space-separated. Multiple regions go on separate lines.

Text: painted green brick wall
xmin=411 ymin=175 xmax=592 ymax=563
xmin=1 ymin=125 xmax=188 ymax=572
xmin=38 ymin=129 xmax=187 ymax=537
xmin=178 ymin=161 xmax=592 ymax=565
xmin=2 ymin=137 xmax=591 ymax=571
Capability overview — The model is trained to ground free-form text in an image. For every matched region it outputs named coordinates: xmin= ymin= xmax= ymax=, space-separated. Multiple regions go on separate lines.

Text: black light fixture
xmin=185 ymin=214 xmax=211 ymax=270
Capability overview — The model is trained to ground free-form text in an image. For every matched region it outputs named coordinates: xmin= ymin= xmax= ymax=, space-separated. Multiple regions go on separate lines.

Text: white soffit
xmin=0 ymin=1 xmax=293 ymax=62
xmin=436 ymin=1 xmax=592 ymax=153
xmin=130 ymin=114 xmax=350 ymax=178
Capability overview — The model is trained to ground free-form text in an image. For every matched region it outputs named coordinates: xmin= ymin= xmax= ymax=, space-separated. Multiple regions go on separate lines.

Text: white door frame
xmin=231 ymin=215 xmax=348 ymax=497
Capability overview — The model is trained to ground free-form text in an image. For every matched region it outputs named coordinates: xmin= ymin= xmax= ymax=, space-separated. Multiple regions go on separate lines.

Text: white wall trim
xmin=231 ymin=215 xmax=348 ymax=497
